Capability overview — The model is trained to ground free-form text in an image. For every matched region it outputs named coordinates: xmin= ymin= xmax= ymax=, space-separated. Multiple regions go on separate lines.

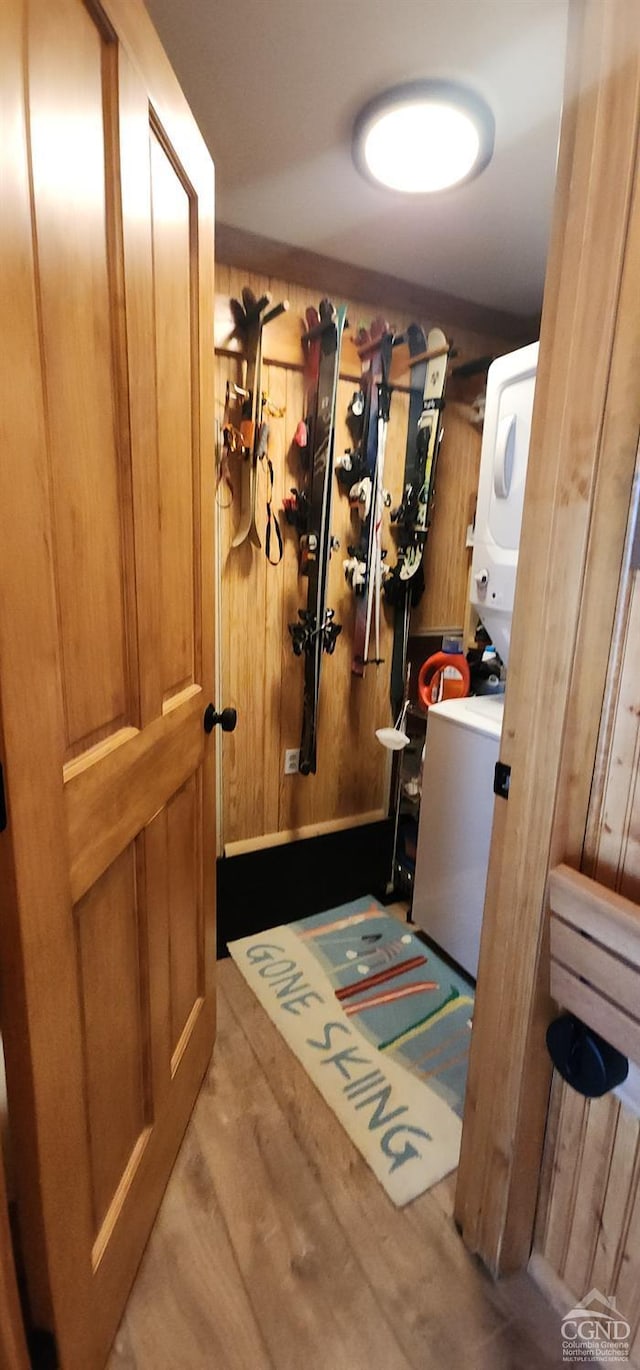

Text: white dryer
xmin=471 ymin=341 xmax=538 ymax=666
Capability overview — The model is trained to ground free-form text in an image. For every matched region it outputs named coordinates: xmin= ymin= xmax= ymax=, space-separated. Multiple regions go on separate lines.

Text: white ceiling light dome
xmin=353 ymin=80 xmax=495 ymax=194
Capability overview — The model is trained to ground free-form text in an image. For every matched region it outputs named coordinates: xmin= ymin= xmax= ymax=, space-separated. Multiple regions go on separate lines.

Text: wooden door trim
xmin=0 ymin=0 xmax=92 ymax=1336
xmin=100 ymin=0 xmax=215 ymax=213
xmin=455 ymin=0 xmax=640 ymax=1275
xmin=0 ymin=1154 xmax=30 ymax=1370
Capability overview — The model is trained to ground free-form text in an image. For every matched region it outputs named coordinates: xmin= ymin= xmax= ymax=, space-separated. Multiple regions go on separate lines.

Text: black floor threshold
xmin=216 ymin=818 xmax=394 ymax=957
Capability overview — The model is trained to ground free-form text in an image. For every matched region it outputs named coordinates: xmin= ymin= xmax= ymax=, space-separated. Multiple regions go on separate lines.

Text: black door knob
xmin=203 ymin=704 xmax=237 ymax=735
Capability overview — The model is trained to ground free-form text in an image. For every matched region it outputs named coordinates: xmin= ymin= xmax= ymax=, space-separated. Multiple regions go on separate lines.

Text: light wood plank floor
xmin=109 ymin=960 xmax=565 ymax=1369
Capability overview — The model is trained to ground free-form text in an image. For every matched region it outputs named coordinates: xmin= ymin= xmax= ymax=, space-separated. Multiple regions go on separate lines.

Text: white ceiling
xmin=146 ymin=0 xmax=569 ymax=321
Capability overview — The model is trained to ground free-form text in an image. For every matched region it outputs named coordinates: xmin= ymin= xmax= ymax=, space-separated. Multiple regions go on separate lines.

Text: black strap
xmin=264 ymin=454 xmax=283 ymax=565
xmin=216 ymin=433 xmax=234 ymax=509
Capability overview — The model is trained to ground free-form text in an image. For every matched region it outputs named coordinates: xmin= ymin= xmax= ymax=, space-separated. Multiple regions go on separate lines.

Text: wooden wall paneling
xmin=276 ymin=369 xmax=399 ymax=836
xmin=590 ymin=574 xmax=640 ymax=901
xmin=411 ymin=403 xmax=481 ymax=634
xmin=216 ymin=266 xmax=503 ymax=849
xmin=263 ymin=360 xmax=288 ymax=837
xmin=214 ymin=263 xmax=234 ymax=851
xmin=590 ymin=1109 xmax=640 ymax=1297
xmin=561 ymin=1095 xmax=619 ymax=1297
xmin=213 ymin=329 xmax=228 ymax=855
xmin=214 ymin=222 xmax=535 ymax=347
xmin=276 ymin=360 xmax=309 ymax=832
xmin=537 ymin=1084 xmax=587 ymax=1276
xmin=551 ymin=213 xmax=640 ymax=882
xmin=217 ymin=337 xmax=260 ymax=839
xmin=223 ymin=266 xmax=285 ymax=846
xmin=215 ymin=290 xmax=504 ymax=389
xmin=532 ymin=528 xmax=640 ymax=1313
xmin=454 ymin=0 xmax=640 ymax=1276
xmin=525 ymin=28 xmax=640 ymax=1345
xmin=531 ymin=422 xmax=640 ymax=1317
xmin=529 ymin=1101 xmax=640 ymax=1370
xmin=530 ymin=1068 xmax=563 ymax=1253
xmin=616 ymin=1180 xmax=640 ymax=1354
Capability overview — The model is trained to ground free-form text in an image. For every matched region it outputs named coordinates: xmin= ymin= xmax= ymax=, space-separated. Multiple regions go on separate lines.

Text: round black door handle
xmin=203 ymin=704 xmax=237 ymax=735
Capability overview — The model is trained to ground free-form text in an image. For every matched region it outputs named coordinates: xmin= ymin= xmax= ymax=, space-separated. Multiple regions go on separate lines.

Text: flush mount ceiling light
xmin=353 ymin=80 xmax=495 ymax=194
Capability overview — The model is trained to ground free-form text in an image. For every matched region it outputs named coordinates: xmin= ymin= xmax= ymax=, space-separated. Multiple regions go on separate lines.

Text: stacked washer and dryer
xmin=412 ymin=342 xmax=538 ymax=978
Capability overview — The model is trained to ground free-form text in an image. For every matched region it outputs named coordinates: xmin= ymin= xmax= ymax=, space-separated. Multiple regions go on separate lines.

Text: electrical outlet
xmin=284 ymin=748 xmax=300 ymax=775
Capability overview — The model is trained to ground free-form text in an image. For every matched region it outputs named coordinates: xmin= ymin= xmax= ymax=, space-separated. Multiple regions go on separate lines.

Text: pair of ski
xmin=385 ymin=325 xmax=450 ymax=718
xmin=337 ymin=319 xmax=449 ymax=708
xmin=286 ymin=299 xmax=348 ymax=775
xmin=226 ymin=287 xmax=288 ymax=557
xmin=285 ymin=306 xmax=448 ymax=772
xmin=338 ymin=319 xmax=394 ymax=679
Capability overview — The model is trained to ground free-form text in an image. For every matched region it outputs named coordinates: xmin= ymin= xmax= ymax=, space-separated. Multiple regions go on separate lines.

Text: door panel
xmin=65 ymin=688 xmax=204 ymax=903
xmin=150 ymin=130 xmax=198 ymax=704
xmin=76 ymin=844 xmax=148 ymax=1235
xmin=29 ymin=0 xmax=136 ymax=760
xmin=167 ymin=777 xmax=201 ymax=1057
xmin=0 ymin=0 xmax=216 ymax=1365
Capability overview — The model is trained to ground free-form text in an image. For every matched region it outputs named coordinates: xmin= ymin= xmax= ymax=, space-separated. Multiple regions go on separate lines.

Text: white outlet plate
xmin=284 ymin=748 xmax=300 ymax=775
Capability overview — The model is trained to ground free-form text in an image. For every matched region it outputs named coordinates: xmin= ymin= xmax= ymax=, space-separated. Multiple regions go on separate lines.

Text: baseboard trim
xmin=527 ymin=1251 xmax=577 ymax=1317
xmin=224 ymin=809 xmax=386 ymax=858
xmin=216 ymin=818 xmax=393 ymax=956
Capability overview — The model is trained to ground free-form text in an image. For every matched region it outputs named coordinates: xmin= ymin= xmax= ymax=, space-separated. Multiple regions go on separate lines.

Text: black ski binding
xmin=283 ymin=487 xmax=309 ymax=534
xmin=323 ymin=609 xmax=342 ymax=655
xmin=289 ymin=610 xmax=314 ymax=657
xmin=288 ymin=608 xmax=342 ymax=657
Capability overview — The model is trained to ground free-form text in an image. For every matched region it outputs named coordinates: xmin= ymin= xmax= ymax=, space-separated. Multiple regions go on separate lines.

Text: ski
xmin=385 ymin=326 xmax=450 ymax=718
xmin=285 ymin=299 xmax=347 ymax=775
xmin=382 ymin=322 xmax=429 ymax=716
xmin=338 ymin=319 xmax=394 ymax=677
xmin=228 ymin=287 xmax=288 ymax=550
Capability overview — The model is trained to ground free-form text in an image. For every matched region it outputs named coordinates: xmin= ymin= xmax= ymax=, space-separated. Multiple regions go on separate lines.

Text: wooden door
xmin=0 ymin=1 xmax=216 ymax=1365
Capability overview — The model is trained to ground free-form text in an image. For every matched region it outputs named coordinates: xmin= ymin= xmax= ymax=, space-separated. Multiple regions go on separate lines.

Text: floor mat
xmin=228 ymin=896 xmax=474 ymax=1205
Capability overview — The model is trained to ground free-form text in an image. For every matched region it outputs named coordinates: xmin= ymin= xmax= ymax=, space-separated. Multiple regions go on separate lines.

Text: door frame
xmin=455 ymin=0 xmax=640 ymax=1274
xmin=454 ymin=0 xmax=640 ymax=1276
xmin=0 ymin=1151 xmax=29 ymax=1370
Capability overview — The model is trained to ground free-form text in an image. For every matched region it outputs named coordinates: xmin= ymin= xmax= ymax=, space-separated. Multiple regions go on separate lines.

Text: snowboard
xmin=286 ymin=299 xmax=347 ymax=775
xmin=385 ymin=326 xmax=450 ymax=718
xmin=229 ymin=287 xmax=288 ymax=550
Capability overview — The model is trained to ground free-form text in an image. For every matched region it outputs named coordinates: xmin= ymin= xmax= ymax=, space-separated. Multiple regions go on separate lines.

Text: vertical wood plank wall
xmin=215 ymin=262 xmax=504 ymax=850
xmin=532 ymin=566 xmax=640 ymax=1363
xmin=454 ymin=0 xmax=640 ymax=1281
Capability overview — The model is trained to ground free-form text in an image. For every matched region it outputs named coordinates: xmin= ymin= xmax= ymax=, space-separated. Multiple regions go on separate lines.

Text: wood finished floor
xmin=108 ymin=958 xmax=564 ymax=1369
